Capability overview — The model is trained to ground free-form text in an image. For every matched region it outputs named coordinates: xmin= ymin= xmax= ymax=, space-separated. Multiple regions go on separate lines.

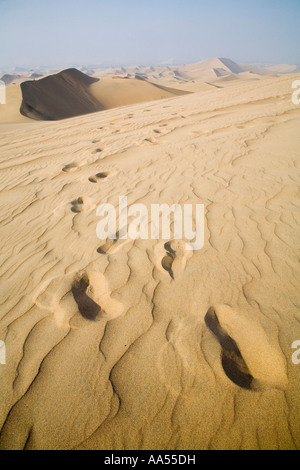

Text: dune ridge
xmin=19 ymin=68 xmax=190 ymax=121
xmin=0 ymin=73 xmax=299 ymax=450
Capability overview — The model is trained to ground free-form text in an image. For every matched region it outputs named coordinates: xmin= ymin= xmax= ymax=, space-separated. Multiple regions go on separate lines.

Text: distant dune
xmin=88 ymin=57 xmax=300 ymax=91
xmin=19 ymin=68 xmax=190 ymax=121
xmin=1 ymin=74 xmax=21 ymax=85
xmin=266 ymin=64 xmax=300 ymax=74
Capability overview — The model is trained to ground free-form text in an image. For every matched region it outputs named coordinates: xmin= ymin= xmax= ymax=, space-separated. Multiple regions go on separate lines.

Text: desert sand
xmin=18 ymin=68 xmax=189 ymax=121
xmin=0 ymin=64 xmax=299 ymax=450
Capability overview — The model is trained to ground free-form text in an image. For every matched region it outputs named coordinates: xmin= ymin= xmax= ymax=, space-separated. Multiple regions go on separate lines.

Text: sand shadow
xmin=72 ymin=275 xmax=101 ymax=321
xmin=205 ymin=307 xmax=254 ymax=390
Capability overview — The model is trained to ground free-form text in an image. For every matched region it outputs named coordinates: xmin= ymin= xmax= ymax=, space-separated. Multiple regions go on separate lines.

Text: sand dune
xmin=266 ymin=64 xmax=300 ymax=74
xmin=89 ymin=78 xmax=190 ymax=110
xmin=0 ymin=72 xmax=299 ymax=450
xmin=1 ymin=74 xmax=22 ymax=85
xmin=89 ymin=57 xmax=288 ymax=90
xmin=19 ymin=68 xmax=189 ymax=121
xmin=20 ymin=68 xmax=101 ymax=120
xmin=1 ymin=58 xmax=299 ymax=124
xmin=0 ymin=85 xmax=31 ymax=124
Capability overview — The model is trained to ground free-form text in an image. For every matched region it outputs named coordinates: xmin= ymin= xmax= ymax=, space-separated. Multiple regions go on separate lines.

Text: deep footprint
xmin=205 ymin=306 xmax=254 ymax=390
xmin=92 ymin=148 xmax=103 ymax=154
xmin=88 ymin=172 xmax=109 ymax=183
xmin=161 ymin=240 xmax=187 ymax=279
xmin=161 ymin=253 xmax=174 ymax=279
xmin=72 ymin=274 xmax=101 ymax=321
xmin=62 ymin=160 xmax=86 ymax=172
xmin=161 ymin=241 xmax=176 ymax=278
xmin=72 ymin=271 xmax=124 ymax=321
xmin=97 ymin=234 xmax=119 ymax=254
xmin=164 ymin=241 xmax=176 ymax=256
xmin=71 ymin=196 xmax=92 ymax=213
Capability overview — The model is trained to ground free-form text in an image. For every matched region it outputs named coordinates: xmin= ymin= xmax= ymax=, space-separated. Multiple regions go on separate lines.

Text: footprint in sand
xmin=204 ymin=304 xmax=288 ymax=391
xmin=153 ymin=128 xmax=169 ymax=136
xmin=71 ymin=271 xmax=123 ymax=321
xmin=71 ymin=196 xmax=94 ymax=213
xmin=144 ymin=137 xmax=158 ymax=144
xmin=97 ymin=230 xmax=130 ymax=255
xmin=97 ymin=238 xmax=117 ymax=254
xmin=161 ymin=240 xmax=191 ymax=279
xmin=92 ymin=148 xmax=103 ymax=155
xmin=161 ymin=252 xmax=175 ymax=279
xmin=62 ymin=160 xmax=86 ymax=173
xmin=97 ymin=225 xmax=134 ymax=254
xmin=88 ymin=172 xmax=109 ymax=183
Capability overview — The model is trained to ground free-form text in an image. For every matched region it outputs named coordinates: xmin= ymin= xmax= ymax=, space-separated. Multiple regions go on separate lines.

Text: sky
xmin=0 ymin=0 xmax=299 ymax=70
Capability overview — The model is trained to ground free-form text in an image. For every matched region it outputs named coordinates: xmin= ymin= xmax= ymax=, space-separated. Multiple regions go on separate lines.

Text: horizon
xmin=0 ymin=0 xmax=299 ymax=71
xmin=1 ymin=56 xmax=299 ymax=76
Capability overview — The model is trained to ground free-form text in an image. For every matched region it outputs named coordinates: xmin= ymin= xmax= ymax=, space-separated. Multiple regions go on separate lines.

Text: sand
xmin=16 ymin=69 xmax=189 ymax=121
xmin=0 ymin=85 xmax=31 ymax=124
xmin=0 ymin=68 xmax=299 ymax=450
xmin=88 ymin=57 xmax=299 ymax=92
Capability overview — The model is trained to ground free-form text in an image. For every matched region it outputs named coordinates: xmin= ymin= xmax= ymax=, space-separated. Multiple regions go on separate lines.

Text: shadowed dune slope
xmin=20 ymin=68 xmax=102 ymax=120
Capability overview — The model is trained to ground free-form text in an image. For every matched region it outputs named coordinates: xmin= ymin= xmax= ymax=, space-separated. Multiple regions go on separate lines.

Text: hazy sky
xmin=0 ymin=0 xmax=299 ymax=70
